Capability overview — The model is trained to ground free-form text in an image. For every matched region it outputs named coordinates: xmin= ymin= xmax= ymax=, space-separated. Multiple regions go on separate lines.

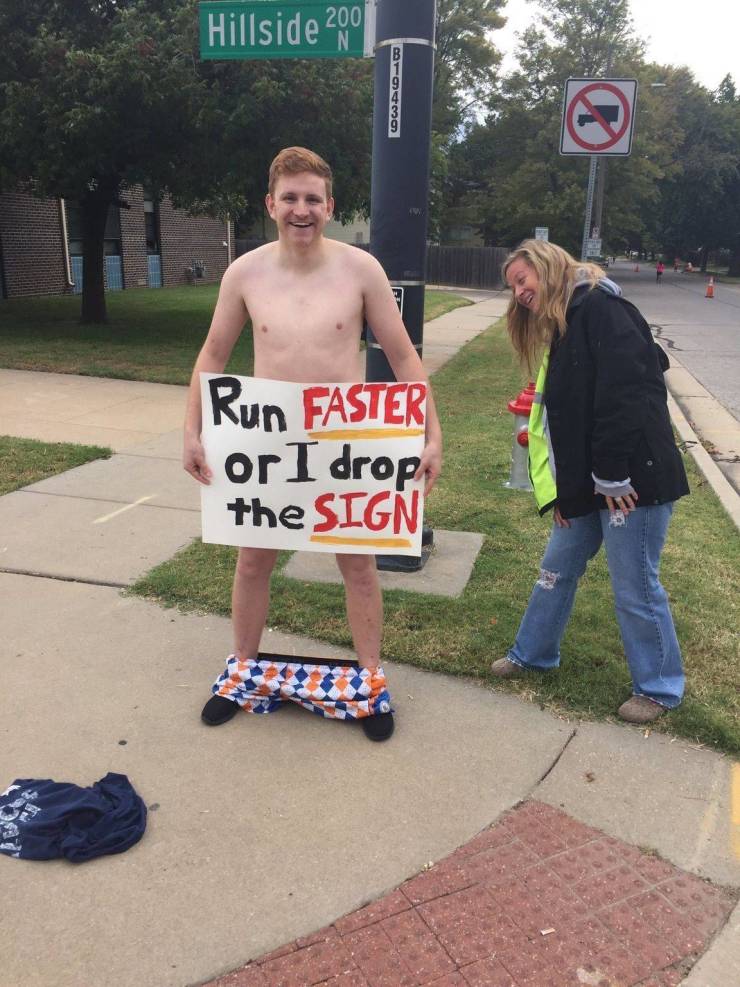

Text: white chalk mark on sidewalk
xmin=93 ymin=495 xmax=154 ymax=524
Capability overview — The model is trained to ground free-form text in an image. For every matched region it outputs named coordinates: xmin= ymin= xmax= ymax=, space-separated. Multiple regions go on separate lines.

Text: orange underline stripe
xmin=307 ymin=428 xmax=425 ymax=440
xmin=310 ymin=535 xmax=413 ymax=548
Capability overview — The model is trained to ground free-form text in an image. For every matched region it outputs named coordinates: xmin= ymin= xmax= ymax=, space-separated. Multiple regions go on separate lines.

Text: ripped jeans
xmin=508 ymin=504 xmax=684 ymax=707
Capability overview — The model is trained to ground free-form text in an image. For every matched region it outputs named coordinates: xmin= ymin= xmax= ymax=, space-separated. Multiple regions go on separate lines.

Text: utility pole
xmin=366 ymin=0 xmax=436 ymax=572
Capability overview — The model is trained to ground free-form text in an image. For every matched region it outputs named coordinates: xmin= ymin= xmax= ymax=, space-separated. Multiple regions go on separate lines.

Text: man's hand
xmin=604 ymin=491 xmax=638 ymax=515
xmin=554 ymin=506 xmax=571 ymax=528
xmin=183 ymin=434 xmax=212 ymax=485
xmin=415 ymin=439 xmax=442 ymax=496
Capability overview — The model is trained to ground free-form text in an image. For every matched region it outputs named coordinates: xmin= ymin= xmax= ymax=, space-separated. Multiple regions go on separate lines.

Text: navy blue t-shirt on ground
xmin=0 ymin=772 xmax=147 ymax=862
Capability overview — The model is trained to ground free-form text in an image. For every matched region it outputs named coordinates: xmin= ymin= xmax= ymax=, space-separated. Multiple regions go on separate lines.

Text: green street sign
xmin=199 ymin=1 xmax=375 ymax=60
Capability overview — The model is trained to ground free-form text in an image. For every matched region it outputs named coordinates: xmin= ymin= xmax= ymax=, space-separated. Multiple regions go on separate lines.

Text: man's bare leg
xmin=201 ymin=547 xmax=278 ymax=725
xmin=335 ymin=553 xmax=383 ymax=668
xmin=231 ymin=547 xmax=279 ymax=659
xmin=335 ymin=553 xmax=393 ymax=740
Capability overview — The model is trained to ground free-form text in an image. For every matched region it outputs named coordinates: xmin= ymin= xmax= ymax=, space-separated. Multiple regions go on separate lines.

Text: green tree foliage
xmin=0 ymin=1 xmax=373 ymax=322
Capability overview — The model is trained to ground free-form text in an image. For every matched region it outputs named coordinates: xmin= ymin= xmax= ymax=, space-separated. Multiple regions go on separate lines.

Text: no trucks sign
xmin=560 ymin=78 xmax=638 ymax=156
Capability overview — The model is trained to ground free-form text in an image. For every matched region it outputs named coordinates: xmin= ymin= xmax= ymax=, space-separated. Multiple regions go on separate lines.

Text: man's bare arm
xmin=183 ymin=263 xmax=249 ymax=485
xmin=361 ymin=254 xmax=443 ymax=495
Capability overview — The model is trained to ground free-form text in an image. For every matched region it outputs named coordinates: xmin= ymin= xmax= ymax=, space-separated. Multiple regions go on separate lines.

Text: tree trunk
xmin=699 ymin=245 xmax=709 ymax=273
xmin=728 ymin=250 xmax=740 ymax=278
xmin=79 ymin=181 xmax=117 ymax=324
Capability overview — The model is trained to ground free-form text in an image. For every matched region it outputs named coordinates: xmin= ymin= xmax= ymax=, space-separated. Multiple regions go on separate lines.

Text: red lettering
xmin=364 ymin=491 xmax=391 ymax=531
xmin=313 ymin=492 xmax=338 ymax=532
xmin=322 ymin=386 xmax=348 ymax=427
xmin=405 ymin=383 xmax=426 ymax=426
xmin=393 ymin=490 xmax=419 ymax=534
xmin=303 ymin=387 xmax=330 ymax=430
xmin=363 ymin=383 xmax=385 ymax=419
xmin=383 ymin=383 xmax=406 ymax=424
xmin=346 ymin=383 xmax=367 ymax=423
xmin=338 ymin=491 xmax=367 ymax=528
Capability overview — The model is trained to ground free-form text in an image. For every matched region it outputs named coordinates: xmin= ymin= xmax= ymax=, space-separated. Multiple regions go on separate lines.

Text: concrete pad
xmin=680 ymin=900 xmax=740 ymax=986
xmin=0 ymin=573 xmax=572 ymax=987
xmin=533 ymin=721 xmax=740 ymax=886
xmin=0 ymin=415 xmax=154 ymax=451
xmin=0 ymin=369 xmax=188 ymax=452
xmin=123 ymin=430 xmax=184 ymax=461
xmin=25 ymin=453 xmax=200 ymax=512
xmin=283 ymin=529 xmax=484 ymax=598
xmin=0 ymin=492 xmax=200 ymax=585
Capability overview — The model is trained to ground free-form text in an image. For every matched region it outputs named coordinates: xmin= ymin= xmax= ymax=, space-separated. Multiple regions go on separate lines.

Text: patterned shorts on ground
xmin=212 ymin=653 xmax=393 ymax=720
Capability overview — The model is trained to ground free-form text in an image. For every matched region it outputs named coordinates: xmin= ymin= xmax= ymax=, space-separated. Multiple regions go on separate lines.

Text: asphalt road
xmin=606 ymin=259 xmax=740 ymax=422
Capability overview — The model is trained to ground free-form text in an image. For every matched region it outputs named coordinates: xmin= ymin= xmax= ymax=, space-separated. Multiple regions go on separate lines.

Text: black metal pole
xmin=368 ymin=0 xmax=436 ymax=573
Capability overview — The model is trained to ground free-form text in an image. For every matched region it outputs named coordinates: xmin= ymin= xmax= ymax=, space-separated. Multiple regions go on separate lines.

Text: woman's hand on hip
xmin=604 ymin=491 xmax=639 ymax=514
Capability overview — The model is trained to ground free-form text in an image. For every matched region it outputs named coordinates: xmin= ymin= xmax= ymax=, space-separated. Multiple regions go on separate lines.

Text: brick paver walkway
xmin=208 ymin=801 xmax=737 ymax=987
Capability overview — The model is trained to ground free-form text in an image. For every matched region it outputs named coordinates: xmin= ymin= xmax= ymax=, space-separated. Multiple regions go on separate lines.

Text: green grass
xmin=0 ymin=435 xmax=112 ymax=495
xmin=130 ymin=320 xmax=740 ymax=755
xmin=0 ymin=285 xmax=472 ymax=385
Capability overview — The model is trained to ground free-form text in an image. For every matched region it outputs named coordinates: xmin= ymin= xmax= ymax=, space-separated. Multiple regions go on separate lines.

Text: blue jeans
xmin=508 ymin=504 xmax=684 ymax=708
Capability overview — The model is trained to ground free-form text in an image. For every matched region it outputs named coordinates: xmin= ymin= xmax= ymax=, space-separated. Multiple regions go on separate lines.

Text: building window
xmin=65 ymin=201 xmax=122 ymax=256
xmin=143 ymin=190 xmax=160 ymax=255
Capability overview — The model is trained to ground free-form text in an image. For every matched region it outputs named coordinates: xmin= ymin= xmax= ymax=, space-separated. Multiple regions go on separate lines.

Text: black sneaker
xmin=361 ymin=711 xmax=395 ymax=742
xmin=201 ymin=695 xmax=240 ymax=726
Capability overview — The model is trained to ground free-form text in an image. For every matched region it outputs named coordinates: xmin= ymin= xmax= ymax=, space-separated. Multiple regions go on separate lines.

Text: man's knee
xmin=235 ymin=547 xmax=278 ymax=582
xmin=336 ymin=553 xmax=378 ymax=590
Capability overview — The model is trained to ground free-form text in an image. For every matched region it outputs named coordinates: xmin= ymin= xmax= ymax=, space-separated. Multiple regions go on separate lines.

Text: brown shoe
xmin=490 ymin=658 xmax=526 ymax=678
xmin=617 ymin=695 xmax=667 ymax=724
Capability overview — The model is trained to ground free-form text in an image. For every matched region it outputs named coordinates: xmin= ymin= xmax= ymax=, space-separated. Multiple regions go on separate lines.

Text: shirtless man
xmin=183 ymin=147 xmax=442 ymax=741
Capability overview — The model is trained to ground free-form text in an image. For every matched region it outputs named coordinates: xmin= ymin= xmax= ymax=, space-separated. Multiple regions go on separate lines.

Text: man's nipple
xmin=336 ymin=322 xmax=343 ymax=331
xmin=261 ymin=324 xmax=269 ymax=333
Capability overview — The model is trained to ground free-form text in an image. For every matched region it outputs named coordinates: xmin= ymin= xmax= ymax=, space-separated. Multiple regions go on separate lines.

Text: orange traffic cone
xmin=706 ymin=277 xmax=714 ymax=299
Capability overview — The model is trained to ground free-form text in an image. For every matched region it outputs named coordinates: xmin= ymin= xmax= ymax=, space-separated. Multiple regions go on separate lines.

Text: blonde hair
xmin=268 ymin=146 xmax=333 ymax=199
xmin=502 ymin=239 xmax=604 ymax=373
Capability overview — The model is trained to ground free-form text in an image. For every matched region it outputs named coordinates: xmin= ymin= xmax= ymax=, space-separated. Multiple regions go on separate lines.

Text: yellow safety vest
xmin=528 ymin=354 xmax=558 ymax=515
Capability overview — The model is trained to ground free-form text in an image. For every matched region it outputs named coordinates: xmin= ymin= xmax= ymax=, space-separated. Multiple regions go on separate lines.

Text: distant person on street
xmin=491 ymin=239 xmax=689 ymax=724
xmin=656 ymin=260 xmax=665 ymax=283
xmin=182 ymin=147 xmax=442 ymax=742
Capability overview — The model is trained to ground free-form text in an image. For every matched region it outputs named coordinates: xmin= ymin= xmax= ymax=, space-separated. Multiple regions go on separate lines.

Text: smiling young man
xmin=183 ymin=147 xmax=442 ymax=741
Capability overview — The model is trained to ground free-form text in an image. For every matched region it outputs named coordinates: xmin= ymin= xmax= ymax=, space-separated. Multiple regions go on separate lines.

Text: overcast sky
xmin=495 ymin=0 xmax=739 ymax=93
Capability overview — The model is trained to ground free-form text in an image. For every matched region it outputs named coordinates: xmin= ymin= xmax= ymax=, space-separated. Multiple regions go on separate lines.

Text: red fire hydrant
xmin=504 ymin=382 xmax=535 ymax=490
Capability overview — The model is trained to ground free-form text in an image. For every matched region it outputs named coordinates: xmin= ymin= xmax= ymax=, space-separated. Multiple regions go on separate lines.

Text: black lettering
xmin=227 ymin=497 xmax=249 ymax=524
xmin=225 ymin=453 xmax=253 ymax=483
xmin=330 ymin=443 xmax=352 ymax=480
xmin=251 ymin=498 xmax=277 ymax=528
xmin=370 ymin=457 xmax=394 ymax=481
xmin=263 ymin=404 xmax=287 ymax=432
xmin=351 ymin=456 xmax=371 ymax=480
xmin=239 ymin=403 xmax=260 ymax=429
xmin=209 ymin=376 xmax=241 ymax=426
xmin=279 ymin=505 xmax=305 ymax=529
xmin=286 ymin=441 xmax=318 ymax=482
xmin=396 ymin=456 xmax=420 ymax=491
xmin=257 ymin=454 xmax=281 ymax=484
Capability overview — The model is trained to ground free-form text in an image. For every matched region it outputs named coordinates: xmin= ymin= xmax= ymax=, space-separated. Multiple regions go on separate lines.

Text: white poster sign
xmin=199 ymin=374 xmax=427 ymax=555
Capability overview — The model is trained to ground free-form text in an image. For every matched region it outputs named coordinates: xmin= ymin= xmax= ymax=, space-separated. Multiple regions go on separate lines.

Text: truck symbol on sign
xmin=577 ymin=104 xmax=619 ymax=126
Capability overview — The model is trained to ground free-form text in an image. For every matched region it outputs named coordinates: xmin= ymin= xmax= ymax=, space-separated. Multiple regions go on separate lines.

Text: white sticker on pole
xmin=560 ymin=78 xmax=638 ymax=156
xmin=388 ymin=44 xmax=403 ymax=138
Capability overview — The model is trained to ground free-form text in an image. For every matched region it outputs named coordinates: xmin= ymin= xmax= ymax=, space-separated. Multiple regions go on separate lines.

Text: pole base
xmin=376 ymin=527 xmax=434 ymax=573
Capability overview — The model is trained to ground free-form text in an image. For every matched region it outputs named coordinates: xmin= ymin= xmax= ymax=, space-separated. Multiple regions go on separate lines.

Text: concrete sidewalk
xmin=0 ymin=293 xmax=738 ymax=987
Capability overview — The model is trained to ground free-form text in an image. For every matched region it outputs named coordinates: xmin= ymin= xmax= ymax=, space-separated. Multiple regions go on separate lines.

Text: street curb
xmin=658 ymin=345 xmax=740 ymax=531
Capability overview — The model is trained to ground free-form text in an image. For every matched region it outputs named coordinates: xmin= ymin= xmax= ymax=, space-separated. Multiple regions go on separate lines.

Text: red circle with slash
xmin=565 ymin=82 xmax=631 ymax=151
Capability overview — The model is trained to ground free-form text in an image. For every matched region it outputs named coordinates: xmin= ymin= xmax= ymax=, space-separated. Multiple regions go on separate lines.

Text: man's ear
xmin=265 ymin=193 xmax=275 ymax=219
xmin=327 ymin=196 xmax=335 ymax=220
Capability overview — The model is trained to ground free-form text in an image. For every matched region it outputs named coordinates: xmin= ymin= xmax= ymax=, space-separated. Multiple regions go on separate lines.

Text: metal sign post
xmin=560 ymin=77 xmax=637 ymax=262
xmin=366 ymin=0 xmax=436 ymax=573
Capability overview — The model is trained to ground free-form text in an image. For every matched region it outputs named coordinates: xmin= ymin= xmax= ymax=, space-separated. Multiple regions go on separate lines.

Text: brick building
xmin=0 ymin=185 xmax=234 ymax=299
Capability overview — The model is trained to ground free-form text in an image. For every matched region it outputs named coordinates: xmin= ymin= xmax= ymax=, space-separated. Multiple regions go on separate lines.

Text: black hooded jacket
xmin=543 ymin=284 xmax=690 ymax=519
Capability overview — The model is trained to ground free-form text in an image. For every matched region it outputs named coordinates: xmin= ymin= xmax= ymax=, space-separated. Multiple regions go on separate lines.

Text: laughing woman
xmin=492 ymin=240 xmax=689 ymax=723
